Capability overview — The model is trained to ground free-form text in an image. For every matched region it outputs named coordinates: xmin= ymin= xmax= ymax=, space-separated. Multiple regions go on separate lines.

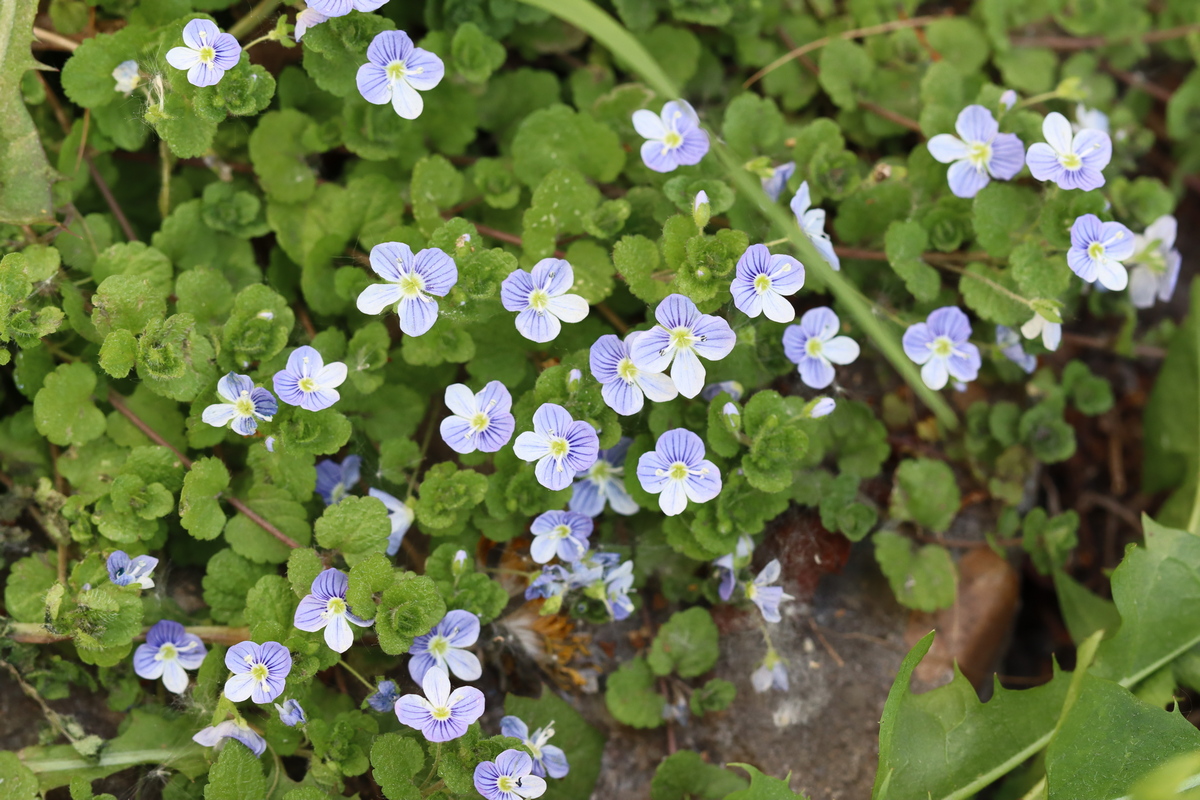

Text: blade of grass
xmin=515 ymin=0 xmax=958 ymax=429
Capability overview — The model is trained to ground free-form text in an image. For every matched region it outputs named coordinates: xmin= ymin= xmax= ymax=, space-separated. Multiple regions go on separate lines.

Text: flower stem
xmin=338 ymin=659 xmax=377 ymax=692
xmin=228 ymin=0 xmax=284 ymax=41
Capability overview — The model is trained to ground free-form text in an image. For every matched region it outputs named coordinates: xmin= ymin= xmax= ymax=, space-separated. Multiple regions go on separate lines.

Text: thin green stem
xmin=338 ymin=659 xmax=377 ymax=692
xmin=933 ymin=261 xmax=1035 ymax=310
xmin=420 ymin=743 xmax=442 ymax=789
xmin=228 ymin=0 xmax=284 ymax=40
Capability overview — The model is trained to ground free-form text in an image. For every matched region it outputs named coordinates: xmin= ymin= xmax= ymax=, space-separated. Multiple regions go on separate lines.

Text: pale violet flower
xmin=1073 ymin=103 xmax=1109 ymax=134
xmin=996 ymin=326 xmax=1036 ymax=374
xmin=107 ymin=551 xmax=157 ymax=588
xmin=1128 ymin=215 xmax=1182 ymax=309
xmin=439 ymin=381 xmax=515 ymax=453
xmin=166 ymin=19 xmax=241 ymax=88
xmin=369 ymin=488 xmax=414 ymax=557
xmin=452 ymin=550 xmax=469 ymax=573
xmin=789 ymin=182 xmax=840 ymax=270
xmin=276 ymin=699 xmax=306 ymax=727
xmin=192 ymin=718 xmax=266 ymax=756
xmin=1026 ymin=112 xmax=1111 ymax=191
xmin=590 ymin=332 xmax=678 ymax=416
xmin=731 ymin=244 xmax=804 ymax=323
xmin=567 ymin=369 xmax=582 ymax=392
xmin=315 ymin=455 xmax=361 ymax=505
xmin=112 ymin=60 xmax=140 ymax=95
xmin=636 ymin=428 xmax=721 ymax=516
xmin=570 ymin=438 xmax=638 ymax=517
xmin=133 ymin=620 xmax=206 ymax=694
xmin=513 ymin=404 xmax=600 ymax=491
xmin=499 ymin=717 xmax=569 ymax=779
xmin=751 ymin=648 xmax=789 ymax=693
xmin=701 ymin=381 xmax=744 ymax=402
xmin=781 ymin=307 xmax=860 ymax=389
xmin=693 ymin=190 xmax=709 ymax=215
xmin=367 ymin=680 xmax=400 ymax=712
xmin=530 ymin=510 xmax=592 ymax=564
xmin=293 ymin=7 xmax=328 ymax=40
xmin=356 ymin=30 xmax=445 ymax=119
xmin=747 ymin=559 xmax=792 ymax=623
xmin=999 ymin=90 xmax=1017 ymax=110
xmin=474 ymin=749 xmax=548 ymax=800
xmin=926 ymin=105 xmax=1025 ymax=198
xmin=294 ymin=569 xmax=372 ymax=653
xmin=224 ymin=641 xmax=292 ymax=704
xmin=713 ymin=534 xmax=753 ymax=602
xmin=356 ymin=242 xmax=458 ymax=337
xmin=633 ymin=100 xmax=710 ymax=173
xmin=1020 ymin=314 xmax=1062 ymax=352
xmin=629 ymin=294 xmax=736 ymax=399
xmin=1067 ymin=214 xmax=1134 ymax=291
xmin=603 ymin=560 xmax=635 ymax=620
xmin=762 ymin=161 xmax=796 ymax=202
xmin=722 ymin=402 xmax=740 ymax=429
xmin=902 ymin=307 xmax=982 ymax=391
xmin=272 ymin=345 xmax=347 ymax=412
xmin=306 ymin=0 xmax=389 ymax=16
xmin=202 ymin=373 xmax=277 ymax=436
xmin=396 ymin=666 xmax=485 ymax=743
xmin=408 ymin=609 xmax=481 ymax=682
xmin=808 ymin=397 xmax=836 ymax=418
xmin=500 ymin=259 xmax=589 ymax=343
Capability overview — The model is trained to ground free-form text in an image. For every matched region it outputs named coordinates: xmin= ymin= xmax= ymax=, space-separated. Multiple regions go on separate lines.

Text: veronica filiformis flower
xmin=789 ymin=182 xmax=840 ymax=270
xmin=369 ymin=488 xmax=414 ymax=557
xmin=995 ymin=325 xmax=1036 ymax=374
xmin=636 ymin=429 xmax=722 ymax=516
xmin=438 ymin=381 xmax=515 ymax=453
xmin=275 ymin=699 xmax=307 ymax=727
xmin=629 ymin=294 xmax=735 ymax=399
xmin=632 ymin=100 xmax=710 ymax=173
xmin=731 ymin=244 xmax=805 ymax=323
xmin=133 ymin=620 xmax=206 ymax=694
xmin=272 ymin=345 xmax=347 ymax=412
xmin=1128 ymin=215 xmax=1182 ymax=309
xmin=315 ymin=455 xmax=361 ymax=505
xmin=1073 ymin=104 xmax=1109 ymax=134
xmin=112 ymin=60 xmax=140 ymax=95
xmin=500 ymin=259 xmax=589 ymax=343
xmin=305 ymin=0 xmax=388 ymax=16
xmin=408 ymin=610 xmax=482 ymax=682
xmin=396 ymin=666 xmax=485 ymax=743
xmin=781 ymin=307 xmax=860 ymax=389
xmin=713 ymin=534 xmax=753 ymax=602
xmin=530 ymin=510 xmax=592 ymax=564
xmin=902 ymin=307 xmax=982 ymax=391
xmin=367 ymin=680 xmax=400 ymax=712
xmin=590 ymin=332 xmax=678 ymax=416
xmin=1067 ymin=213 xmax=1134 ymax=291
xmin=762 ymin=161 xmax=796 ymax=202
xmin=1026 ymin=112 xmax=1112 ymax=191
xmin=926 ymin=105 xmax=1025 ymax=198
xmin=293 ymin=7 xmax=329 ymax=40
xmin=293 ymin=569 xmax=372 ymax=653
xmin=356 ymin=242 xmax=458 ymax=337
xmin=602 ymin=560 xmax=635 ymax=620
xmin=746 ymin=559 xmax=793 ymax=623
xmin=1020 ymin=314 xmax=1062 ymax=351
xmin=751 ymin=647 xmax=789 ymax=693
xmin=166 ymin=19 xmax=241 ymax=88
xmin=202 ymin=373 xmax=278 ymax=436
xmin=499 ymin=717 xmax=570 ymax=779
xmin=192 ymin=718 xmax=266 ymax=756
xmin=356 ymin=30 xmax=445 ymax=119
xmin=107 ymin=551 xmax=158 ymax=588
xmin=513 ymin=404 xmax=600 ymax=491
xmin=569 ymin=438 xmax=638 ymax=517
xmin=474 ymin=749 xmax=548 ymax=800
xmin=223 ymin=641 xmax=292 ymax=704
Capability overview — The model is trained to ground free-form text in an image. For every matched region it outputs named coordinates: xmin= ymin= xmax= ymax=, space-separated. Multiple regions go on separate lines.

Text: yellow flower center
xmin=746 ymin=582 xmax=758 ymax=600
xmin=591 ymin=460 xmax=613 ymax=481
xmin=617 ymin=358 xmax=639 ymax=383
xmin=198 ymin=46 xmax=215 ymax=64
xmin=663 ymin=131 xmax=683 ymax=149
xmin=1088 ymin=242 xmax=1105 ymax=261
xmin=1059 ymin=151 xmax=1082 ymax=170
xmin=234 ymin=392 xmax=255 ymax=416
xmin=386 ymin=60 xmax=407 ymax=81
xmin=431 ymin=705 xmax=451 ymax=720
xmin=528 ymin=288 xmax=550 ymax=311
xmin=551 ymin=524 xmax=571 ymax=540
xmin=428 ymin=635 xmax=449 ymax=657
xmin=299 ymin=377 xmax=317 ymax=393
xmin=668 ymin=462 xmax=690 ymax=481
xmin=498 ymin=776 xmax=517 ymax=792
xmin=548 ymin=437 xmax=569 ymax=459
xmin=398 ymin=271 xmax=426 ymax=299
xmin=967 ymin=141 xmax=991 ymax=168
xmin=469 ymin=412 xmax=490 ymax=432
xmin=669 ymin=326 xmax=695 ymax=350
xmin=250 ymin=663 xmax=269 ymax=682
xmin=932 ymin=336 xmax=954 ymax=358
xmin=326 ymin=597 xmax=346 ymax=616
xmin=754 ymin=274 xmax=772 ymax=294
xmin=157 ymin=643 xmax=178 ymax=662
xmin=805 ymin=338 xmax=823 ymax=357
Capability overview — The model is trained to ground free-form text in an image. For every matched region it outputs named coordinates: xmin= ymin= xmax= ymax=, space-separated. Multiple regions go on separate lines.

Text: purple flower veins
xmin=439 ymin=381 xmax=515 ymax=454
xmin=356 ymin=242 xmax=458 ymax=337
xmin=166 ymin=19 xmax=241 ymax=88
xmin=500 ymin=259 xmax=589 ymax=343
xmin=632 ymin=100 xmax=710 ymax=173
xmin=1067 ymin=213 xmax=1134 ymax=291
xmin=315 ymin=455 xmax=361 ymax=505
xmin=306 ymin=0 xmax=389 ymax=17
xmin=293 ymin=568 xmax=372 ymax=653
xmin=396 ymin=666 xmax=485 ymax=742
xmin=628 ymin=294 xmax=735 ymax=399
xmin=1026 ymin=111 xmax=1112 ymax=191
xmin=790 ymin=182 xmax=840 ymax=271
xmin=273 ymin=345 xmax=347 ymax=412
xmin=474 ymin=748 xmax=548 ymax=800
xmin=569 ymin=438 xmax=638 ymax=517
xmin=762 ymin=162 xmax=796 ymax=202
xmin=901 ymin=307 xmax=981 ymax=391
xmin=499 ymin=716 xmax=569 ymax=779
xmin=636 ymin=428 xmax=722 ymax=516
xmin=530 ymin=510 xmax=593 ymax=564
xmin=356 ymin=30 xmax=445 ymax=119
xmin=590 ymin=332 xmax=678 ymax=416
xmin=408 ymin=609 xmax=482 ymax=683
xmin=224 ymin=641 xmax=292 ymax=704
xmin=731 ymin=244 xmax=805 ymax=323
xmin=926 ymin=105 xmax=1025 ymax=198
xmin=513 ymin=403 xmax=600 ymax=491
xmin=202 ymin=373 xmax=278 ymax=436
xmin=192 ymin=718 xmax=266 ymax=756
xmin=1128 ymin=215 xmax=1182 ymax=309
xmin=133 ymin=620 xmax=206 ymax=694
xmin=781 ymin=307 xmax=860 ymax=389
xmin=746 ymin=559 xmax=793 ymax=623
xmin=369 ymin=488 xmax=414 ymax=557
xmin=107 ymin=550 xmax=158 ymax=588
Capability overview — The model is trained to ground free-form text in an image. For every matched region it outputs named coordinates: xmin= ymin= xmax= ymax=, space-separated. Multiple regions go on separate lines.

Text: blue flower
xmin=202 ymin=373 xmax=277 ymax=436
xmin=439 ymin=381 xmax=515 ymax=454
xmin=602 ymin=560 xmax=635 ymax=620
xmin=636 ymin=429 xmax=721 ymax=516
xmin=166 ymin=19 xmax=241 ymax=88
xmin=306 ymin=0 xmax=388 ymax=17
xmin=590 ymin=332 xmax=678 ymax=416
xmin=1128 ymin=215 xmax=1182 ymax=309
xmin=112 ymin=60 xmax=140 ymax=95
xmin=408 ymin=610 xmax=481 ymax=682
xmin=1020 ymin=314 xmax=1062 ymax=352
xmin=397 ymin=667 xmax=485 ymax=743
xmin=1073 ymin=103 xmax=1109 ymax=134
xmin=107 ymin=550 xmax=158 ymax=588
xmin=1026 ymin=112 xmax=1111 ymax=191
xmin=751 ymin=648 xmax=788 ymax=693
xmin=762 ymin=161 xmax=796 ymax=202
xmin=700 ymin=381 xmax=743 ymax=402
xmin=369 ymin=488 xmax=414 ymax=557
xmin=926 ymin=105 xmax=1025 ymax=198
xmin=1067 ymin=213 xmax=1134 ymax=291
xmin=315 ymin=455 xmax=361 ymax=505
xmin=293 ymin=569 xmax=372 ymax=653
xmin=224 ymin=641 xmax=292 ymax=704
xmin=499 ymin=717 xmax=569 ymax=779
xmin=500 ymin=259 xmax=589 ymax=343
xmin=293 ymin=7 xmax=328 ymax=40
xmin=999 ymin=89 xmax=1017 ymax=110
xmin=366 ymin=680 xmax=400 ymax=712
xmin=524 ymin=564 xmax=570 ymax=601
xmin=731 ymin=244 xmax=805 ymax=323
xmin=513 ymin=404 xmax=600 ymax=491
xmin=356 ymin=31 xmax=445 ymax=119
xmin=632 ymin=100 xmax=710 ymax=173
xmin=357 ymin=242 xmax=458 ymax=337
xmin=133 ymin=620 xmax=206 ymax=694
xmin=275 ymin=699 xmax=307 ymax=727
xmin=530 ymin=510 xmax=592 ymax=564
xmin=902 ymin=307 xmax=981 ymax=391
xmin=628 ymin=294 xmax=736 ymax=399
xmin=789 ymin=182 xmax=840 ymax=271
xmin=808 ymin=397 xmax=836 ymax=418
xmin=996 ymin=326 xmax=1036 ymax=374
xmin=273 ymin=346 xmax=347 ymax=412
xmin=781 ymin=307 xmax=861 ymax=389
xmin=570 ymin=438 xmax=638 ymax=517
xmin=713 ymin=534 xmax=753 ymax=602
xmin=474 ymin=748 xmax=548 ymax=800
xmin=192 ymin=718 xmax=266 ymax=756
xmin=746 ymin=559 xmax=792 ymax=623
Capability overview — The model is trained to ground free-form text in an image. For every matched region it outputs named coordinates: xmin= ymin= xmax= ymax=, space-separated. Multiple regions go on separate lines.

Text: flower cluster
xmin=710 ymin=537 xmax=794 ymax=693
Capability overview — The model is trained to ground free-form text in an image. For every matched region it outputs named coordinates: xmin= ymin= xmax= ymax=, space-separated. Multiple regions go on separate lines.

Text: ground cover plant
xmin=2 ymin=0 xmax=1200 ymax=798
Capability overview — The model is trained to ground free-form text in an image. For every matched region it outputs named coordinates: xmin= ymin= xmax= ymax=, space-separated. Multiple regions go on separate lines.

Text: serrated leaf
xmin=647 ymin=607 xmax=719 ymax=678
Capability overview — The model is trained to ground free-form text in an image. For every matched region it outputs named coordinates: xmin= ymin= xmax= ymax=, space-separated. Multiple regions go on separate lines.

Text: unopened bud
xmin=722 ymin=402 xmax=741 ymax=432
xmin=806 ymin=397 xmax=836 ymax=418
xmin=452 ymin=549 xmax=469 ymax=576
xmin=999 ymin=89 xmax=1017 ymax=110
xmin=567 ymin=368 xmax=582 ymax=392
xmin=693 ymin=190 xmax=711 ymax=229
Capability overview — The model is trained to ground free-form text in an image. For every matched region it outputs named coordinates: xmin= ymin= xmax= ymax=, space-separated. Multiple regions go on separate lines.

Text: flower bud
xmin=722 ymin=401 xmax=741 ymax=432
xmin=806 ymin=397 xmax=836 ymax=418
xmin=693 ymin=190 xmax=711 ymax=229
xmin=452 ymin=549 xmax=469 ymax=576
xmin=999 ymin=89 xmax=1017 ymax=110
xmin=567 ymin=368 xmax=582 ymax=392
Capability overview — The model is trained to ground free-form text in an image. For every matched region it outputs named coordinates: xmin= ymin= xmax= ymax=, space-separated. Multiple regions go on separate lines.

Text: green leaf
xmin=522 ymin=168 xmax=600 ymax=262
xmin=689 ymin=678 xmax=736 ymax=716
xmin=873 ymin=531 xmax=956 ymax=612
xmin=301 ymin=12 xmax=394 ymax=97
xmin=375 ymin=573 xmax=446 ymax=655
xmin=604 ymin=656 xmax=664 ymax=729
xmin=4 ymin=553 xmax=56 ymax=623
xmin=0 ymin=752 xmax=39 ymax=800
xmin=201 ymin=548 xmax=274 ymax=625
xmin=203 ymin=734 xmax=265 ymax=800
xmin=818 ymin=39 xmax=873 ymax=110
xmin=1053 ymin=568 xmax=1120 ymax=646
xmin=288 ymin=548 xmax=325 ymax=599
xmin=137 ymin=314 xmax=217 ymax=402
xmin=650 ymin=751 xmax=747 ymax=800
xmin=221 ymin=284 xmax=295 ymax=368
xmin=98 ymin=330 xmax=138 ymax=379
xmin=314 ymin=495 xmax=390 ymax=562
xmin=925 ymin=19 xmax=990 ymax=74
xmin=647 ymin=607 xmax=720 ymax=678
xmin=888 ymin=458 xmax=961 ymax=533
xmin=883 ymin=220 xmax=939 ymax=302
xmin=179 ymin=457 xmax=230 ymax=541
xmin=33 ymin=363 xmax=106 ymax=447
xmin=726 ymin=764 xmax=810 ymax=800
xmin=415 ymin=462 xmax=489 ymax=536
xmin=972 ymin=183 xmax=1040 ymax=259
xmin=505 ymin=689 xmax=607 ymax=800
xmin=958 ymin=263 xmax=1029 ymax=327
xmin=370 ymin=733 xmax=424 ymax=800
xmin=91 ymin=274 xmax=169 ymax=338
xmin=721 ymin=93 xmax=783 ymax=158
xmin=225 ymin=486 xmax=311 ymax=564
xmin=511 ymin=104 xmax=625 ymax=188
xmin=452 ymin=22 xmax=506 ymax=83
xmin=346 ymin=553 xmax=393 ymax=620
xmin=0 ymin=0 xmax=54 ymax=224
xmin=411 ymin=155 xmax=464 ymax=237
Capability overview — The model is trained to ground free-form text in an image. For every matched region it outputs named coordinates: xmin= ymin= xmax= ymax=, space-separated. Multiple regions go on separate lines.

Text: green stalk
xmin=514 ymin=0 xmax=958 ymax=429
xmin=228 ymin=0 xmax=284 ymax=41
